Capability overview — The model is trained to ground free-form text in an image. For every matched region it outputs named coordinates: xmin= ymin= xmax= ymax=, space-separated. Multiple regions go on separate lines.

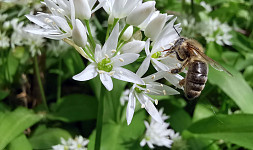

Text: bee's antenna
xmin=173 ymin=25 xmax=181 ymax=38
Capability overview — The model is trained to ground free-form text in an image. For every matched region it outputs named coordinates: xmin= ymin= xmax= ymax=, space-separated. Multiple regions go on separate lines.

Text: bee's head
xmin=174 ymin=37 xmax=186 ymax=47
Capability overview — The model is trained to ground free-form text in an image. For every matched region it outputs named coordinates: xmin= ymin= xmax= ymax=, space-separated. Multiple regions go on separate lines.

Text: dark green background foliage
xmin=0 ymin=0 xmax=253 ymax=149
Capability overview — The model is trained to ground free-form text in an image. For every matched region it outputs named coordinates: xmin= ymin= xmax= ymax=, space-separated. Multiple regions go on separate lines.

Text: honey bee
xmin=165 ymin=37 xmax=232 ymax=100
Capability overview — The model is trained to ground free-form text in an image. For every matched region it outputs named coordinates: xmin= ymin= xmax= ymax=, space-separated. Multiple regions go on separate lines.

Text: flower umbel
xmin=52 ymin=135 xmax=89 ymax=150
xmin=140 ymin=108 xmax=181 ymax=149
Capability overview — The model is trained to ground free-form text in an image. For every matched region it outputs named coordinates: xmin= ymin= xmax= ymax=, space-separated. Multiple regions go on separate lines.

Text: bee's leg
xmin=179 ymin=79 xmax=185 ymax=87
xmin=171 ymin=59 xmax=190 ymax=74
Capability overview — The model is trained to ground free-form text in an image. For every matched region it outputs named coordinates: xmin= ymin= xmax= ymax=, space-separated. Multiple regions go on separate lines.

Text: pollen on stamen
xmin=119 ymin=58 xmax=124 ymax=62
xmin=151 ymin=75 xmax=155 ymax=79
xmin=105 ymin=54 xmax=109 ymax=59
xmin=146 ymin=89 xmax=150 ymax=93
xmin=160 ymin=84 xmax=163 ymax=87
xmin=163 ymin=90 xmax=166 ymax=95
xmin=98 ymin=70 xmax=105 ymax=74
xmin=109 ymin=71 xmax=115 ymax=76
xmin=44 ymin=18 xmax=53 ymax=23
xmin=57 ymin=8 xmax=64 ymax=13
xmin=111 ymin=49 xmax=116 ymax=53
xmin=51 ymin=7 xmax=56 ymax=11
xmin=141 ymin=104 xmax=145 ymax=108
xmin=155 ymin=99 xmax=158 ymax=105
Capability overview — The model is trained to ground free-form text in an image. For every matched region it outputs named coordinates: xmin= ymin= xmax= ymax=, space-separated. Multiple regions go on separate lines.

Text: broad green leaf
xmin=186 ymin=114 xmax=253 ymax=149
xmin=208 ymin=66 xmax=253 ymax=113
xmin=192 ymin=104 xmax=216 ymax=122
xmin=29 ymin=128 xmax=71 ymax=149
xmin=7 ymin=52 xmax=19 ymax=83
xmin=7 ymin=134 xmax=32 ymax=150
xmin=0 ymin=90 xmax=9 ymax=101
xmin=0 ymin=107 xmax=42 ymax=150
xmin=49 ymin=94 xmax=98 ymax=122
xmin=88 ymin=110 xmax=146 ymax=150
xmin=231 ymin=31 xmax=253 ymax=53
xmin=243 ymin=65 xmax=253 ymax=87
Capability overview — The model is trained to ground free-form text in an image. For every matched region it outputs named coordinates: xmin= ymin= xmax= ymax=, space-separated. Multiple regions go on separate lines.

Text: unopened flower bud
xmin=122 ymin=26 xmax=133 ymax=41
xmin=72 ymin=19 xmax=87 ymax=48
xmin=73 ymin=0 xmax=91 ymax=20
xmin=126 ymin=1 xmax=156 ymax=26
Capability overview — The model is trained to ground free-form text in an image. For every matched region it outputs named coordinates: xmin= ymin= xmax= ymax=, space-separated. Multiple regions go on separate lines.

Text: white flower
xmin=52 ymin=136 xmax=89 ymax=150
xmin=25 ymin=0 xmax=75 ymax=40
xmin=126 ymin=1 xmax=156 ymax=26
xmin=140 ymin=108 xmax=180 ymax=149
xmin=137 ymin=18 xmax=184 ymax=88
xmin=126 ymin=57 xmax=179 ymax=125
xmin=73 ymin=0 xmax=106 ymax=20
xmin=200 ymin=1 xmax=212 ymax=12
xmin=120 ymin=89 xmax=130 ymax=105
xmin=100 ymin=0 xmax=142 ymax=19
xmin=0 ymin=31 xmax=10 ymax=49
xmin=73 ymin=23 xmax=144 ymax=91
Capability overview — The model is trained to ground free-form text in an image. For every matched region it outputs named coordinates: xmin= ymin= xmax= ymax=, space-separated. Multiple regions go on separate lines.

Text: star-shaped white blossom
xmin=73 ymin=23 xmax=144 ymax=91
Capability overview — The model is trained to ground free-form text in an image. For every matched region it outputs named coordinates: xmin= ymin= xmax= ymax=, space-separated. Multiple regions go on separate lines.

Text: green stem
xmin=57 ymin=58 xmax=62 ymax=103
xmin=34 ymin=56 xmax=49 ymax=111
xmin=95 ymin=85 xmax=106 ymax=150
xmin=105 ymin=24 xmax=112 ymax=41
xmin=191 ymin=0 xmax=195 ymax=15
xmin=84 ymin=20 xmax=96 ymax=50
xmin=118 ymin=24 xmax=130 ymax=41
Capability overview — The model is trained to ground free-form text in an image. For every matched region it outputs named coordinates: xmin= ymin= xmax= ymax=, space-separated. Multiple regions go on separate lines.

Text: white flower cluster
xmin=26 ymin=0 xmax=184 ymax=124
xmin=52 ymin=136 xmax=89 ymax=150
xmin=140 ymin=108 xmax=181 ymax=149
xmin=197 ymin=18 xmax=232 ymax=46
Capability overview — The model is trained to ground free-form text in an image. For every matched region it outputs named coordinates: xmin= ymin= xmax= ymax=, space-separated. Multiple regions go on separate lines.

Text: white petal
xmin=145 ymin=38 xmax=151 ymax=55
xmin=25 ymin=14 xmax=51 ymax=29
xmin=136 ymin=93 xmax=163 ymax=123
xmin=70 ymin=0 xmax=75 ymax=24
xmin=164 ymin=73 xmax=184 ymax=89
xmin=91 ymin=0 xmax=106 ymax=13
xmin=144 ymin=13 xmax=167 ymax=41
xmin=136 ymin=55 xmax=151 ymax=77
xmin=72 ymin=19 xmax=87 ymax=48
xmin=152 ymin=58 xmax=170 ymax=71
xmin=100 ymin=73 xmax=113 ymax=91
xmin=73 ymin=0 xmax=91 ymax=20
xmin=120 ymin=40 xmax=145 ymax=54
xmin=95 ymin=44 xmax=103 ymax=62
xmin=73 ymin=63 xmax=98 ymax=81
xmin=112 ymin=53 xmax=139 ymax=67
xmin=102 ymin=22 xmax=119 ymax=58
xmin=126 ymin=1 xmax=155 ymax=26
xmin=112 ymin=67 xmax=144 ymax=85
xmin=126 ymin=87 xmax=136 ymax=125
xmin=142 ymin=71 xmax=167 ymax=82
xmin=146 ymin=82 xmax=179 ymax=95
xmin=49 ymin=16 xmax=71 ymax=33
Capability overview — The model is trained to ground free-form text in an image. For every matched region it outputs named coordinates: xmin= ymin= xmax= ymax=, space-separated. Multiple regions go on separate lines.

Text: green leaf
xmin=29 ymin=127 xmax=71 ymax=149
xmin=231 ymin=31 xmax=253 ymax=53
xmin=49 ymin=94 xmax=98 ymax=122
xmin=192 ymin=104 xmax=216 ymax=123
xmin=0 ymin=90 xmax=9 ymax=101
xmin=7 ymin=134 xmax=32 ymax=150
xmin=186 ymin=114 xmax=253 ymax=149
xmin=88 ymin=110 xmax=146 ymax=150
xmin=0 ymin=107 xmax=42 ymax=150
xmin=208 ymin=66 xmax=253 ymax=113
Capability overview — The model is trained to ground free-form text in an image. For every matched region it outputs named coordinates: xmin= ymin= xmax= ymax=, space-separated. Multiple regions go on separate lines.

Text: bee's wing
xmin=191 ymin=47 xmax=233 ymax=76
